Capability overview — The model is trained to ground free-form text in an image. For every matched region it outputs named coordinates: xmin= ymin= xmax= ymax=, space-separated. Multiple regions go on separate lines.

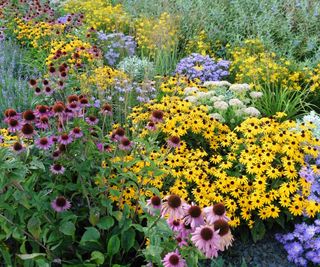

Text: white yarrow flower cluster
xmin=249 ymin=91 xmax=263 ymax=99
xmin=184 ymin=86 xmax=199 ymax=95
xmin=229 ymin=83 xmax=250 ymax=93
xmin=203 ymin=81 xmax=231 ymax=88
xmin=213 ymin=101 xmax=229 ymax=110
xmin=243 ymin=107 xmax=260 ymax=117
xmin=229 ymin=98 xmax=244 ymax=107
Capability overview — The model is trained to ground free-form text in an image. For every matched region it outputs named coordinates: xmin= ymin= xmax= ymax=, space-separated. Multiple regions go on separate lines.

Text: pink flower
xmin=191 ymin=225 xmax=220 ymax=258
xmin=35 ymin=137 xmax=53 ymax=150
xmin=85 ymin=115 xmax=99 ymax=126
xmin=146 ymin=196 xmax=162 ymax=215
xmin=183 ymin=204 xmax=205 ymax=229
xmin=119 ymin=137 xmax=133 ymax=151
xmin=175 ymin=235 xmax=188 ymax=248
xmin=204 ymin=203 xmax=229 ymax=224
xmin=167 ymin=218 xmax=183 ymax=232
xmin=7 ymin=118 xmax=22 ymax=132
xmin=161 ymin=195 xmax=186 ymax=219
xmin=167 ymin=136 xmax=181 ymax=148
xmin=162 ymin=250 xmax=186 ymax=267
xmin=70 ymin=127 xmax=83 ymax=138
xmin=58 ymin=133 xmax=73 ymax=145
xmin=151 ymin=110 xmax=164 ymax=123
xmin=146 ymin=121 xmax=157 ymax=131
xmin=213 ymin=219 xmax=234 ymax=251
xmin=50 ymin=163 xmax=65 ymax=175
xmin=51 ymin=196 xmax=71 ymax=212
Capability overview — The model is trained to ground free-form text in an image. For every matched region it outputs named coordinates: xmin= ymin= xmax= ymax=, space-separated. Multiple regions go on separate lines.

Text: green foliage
xmin=254 ymin=84 xmax=313 ymax=119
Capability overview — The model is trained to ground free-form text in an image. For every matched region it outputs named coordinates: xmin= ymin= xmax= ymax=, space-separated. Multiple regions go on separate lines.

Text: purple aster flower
xmin=175 ymin=53 xmax=230 ymax=82
xmin=51 ymin=196 xmax=71 ymax=212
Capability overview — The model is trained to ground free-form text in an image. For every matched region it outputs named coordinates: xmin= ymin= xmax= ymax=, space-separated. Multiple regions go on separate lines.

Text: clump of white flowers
xmin=296 ymin=111 xmax=320 ymax=139
xmin=184 ymin=81 xmax=262 ymax=127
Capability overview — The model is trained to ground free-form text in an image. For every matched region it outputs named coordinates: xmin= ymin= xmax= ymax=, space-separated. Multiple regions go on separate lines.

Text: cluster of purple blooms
xmin=175 ymin=53 xmax=230 ymax=82
xmin=275 ymin=220 xmax=320 ymax=266
xmin=299 ymin=154 xmax=320 ymax=203
xmin=97 ymin=32 xmax=136 ymax=66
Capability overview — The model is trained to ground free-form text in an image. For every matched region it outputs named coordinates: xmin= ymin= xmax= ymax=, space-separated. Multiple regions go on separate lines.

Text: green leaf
xmin=97 ymin=217 xmax=114 ymax=230
xmin=59 ymin=221 xmax=76 ymax=237
xmin=251 ymin=220 xmax=265 ymax=242
xmin=17 ymin=253 xmax=46 ymax=260
xmin=27 ymin=216 xmax=41 ymax=239
xmin=80 ymin=227 xmax=100 ymax=244
xmin=107 ymin=235 xmax=120 ymax=257
xmin=0 ymin=242 xmax=12 ymax=266
xmin=90 ymin=251 xmax=105 ymax=265
xmin=121 ymin=228 xmax=135 ymax=252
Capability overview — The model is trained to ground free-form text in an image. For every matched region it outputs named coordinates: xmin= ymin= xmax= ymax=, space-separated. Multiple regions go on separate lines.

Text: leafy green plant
xmin=254 ymin=84 xmax=314 ymax=119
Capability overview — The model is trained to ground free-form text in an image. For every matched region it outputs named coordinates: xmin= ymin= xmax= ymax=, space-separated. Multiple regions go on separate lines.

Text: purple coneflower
xmin=21 ymin=123 xmax=35 ymax=138
xmin=119 ymin=137 xmax=133 ymax=151
xmin=12 ymin=142 xmax=24 ymax=153
xmin=51 ymin=196 xmax=71 ymax=212
xmin=35 ymin=115 xmax=50 ymax=130
xmin=204 ymin=203 xmax=229 ymax=224
xmin=176 ymin=235 xmax=188 ymax=247
xmin=191 ymin=225 xmax=220 ymax=258
xmin=23 ymin=110 xmax=36 ymax=122
xmin=53 ymin=102 xmax=65 ymax=114
xmin=34 ymin=105 xmax=49 ymax=117
xmin=35 ymin=137 xmax=53 ymax=150
xmin=183 ymin=204 xmax=205 ymax=229
xmin=58 ymin=133 xmax=73 ymax=145
xmin=167 ymin=136 xmax=181 ymax=148
xmin=4 ymin=109 xmax=19 ymax=123
xmin=113 ymin=127 xmax=125 ymax=141
xmin=44 ymin=86 xmax=53 ymax=96
xmin=86 ymin=115 xmax=99 ymax=126
xmin=7 ymin=118 xmax=22 ymax=132
xmin=52 ymin=150 xmax=61 ymax=159
xmin=167 ymin=218 xmax=183 ymax=232
xmin=96 ymin=143 xmax=112 ymax=152
xmin=161 ymin=194 xmax=186 ymax=219
xmin=34 ymin=87 xmax=42 ymax=95
xmin=162 ymin=250 xmax=186 ymax=267
xmin=70 ymin=127 xmax=83 ymax=138
xmin=146 ymin=196 xmax=162 ymax=215
xmin=79 ymin=97 xmax=90 ymax=108
xmin=213 ymin=219 xmax=233 ymax=251
xmin=68 ymin=101 xmax=80 ymax=111
xmin=101 ymin=103 xmax=112 ymax=116
xmin=151 ymin=110 xmax=164 ymax=123
xmin=50 ymin=163 xmax=65 ymax=175
xmin=146 ymin=121 xmax=156 ymax=131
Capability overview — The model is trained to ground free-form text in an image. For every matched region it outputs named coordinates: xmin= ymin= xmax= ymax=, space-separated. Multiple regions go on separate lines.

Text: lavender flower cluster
xmin=299 ymin=154 xmax=320 ymax=203
xmin=97 ymin=32 xmax=136 ymax=66
xmin=275 ymin=220 xmax=320 ymax=266
xmin=175 ymin=53 xmax=230 ymax=82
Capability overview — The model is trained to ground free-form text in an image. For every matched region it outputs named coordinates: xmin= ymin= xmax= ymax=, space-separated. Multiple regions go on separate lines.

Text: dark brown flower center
xmin=40 ymin=138 xmax=48 ymax=145
xmin=56 ymin=196 xmax=66 ymax=207
xmin=151 ymin=196 xmax=161 ymax=206
xmin=53 ymin=164 xmax=62 ymax=171
xmin=73 ymin=127 xmax=80 ymax=134
xmin=200 ymin=227 xmax=213 ymax=241
xmin=23 ymin=110 xmax=35 ymax=121
xmin=40 ymin=116 xmax=48 ymax=123
xmin=167 ymin=195 xmax=181 ymax=209
xmin=213 ymin=203 xmax=226 ymax=216
xmin=168 ymin=254 xmax=179 ymax=265
xmin=115 ymin=127 xmax=125 ymax=137
xmin=169 ymin=136 xmax=180 ymax=144
xmin=173 ymin=220 xmax=180 ymax=226
xmin=61 ymin=134 xmax=69 ymax=140
xmin=9 ymin=119 xmax=18 ymax=127
xmin=152 ymin=110 xmax=164 ymax=120
xmin=68 ymin=95 xmax=78 ymax=103
xmin=37 ymin=105 xmax=47 ymax=114
xmin=13 ymin=142 xmax=22 ymax=151
xmin=45 ymin=86 xmax=51 ymax=92
xmin=21 ymin=124 xmax=34 ymax=135
xmin=102 ymin=103 xmax=112 ymax=111
xmin=121 ymin=138 xmax=130 ymax=146
xmin=5 ymin=109 xmax=17 ymax=117
xmin=89 ymin=116 xmax=96 ymax=122
xmin=189 ymin=205 xmax=201 ymax=218
xmin=214 ymin=219 xmax=229 ymax=236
